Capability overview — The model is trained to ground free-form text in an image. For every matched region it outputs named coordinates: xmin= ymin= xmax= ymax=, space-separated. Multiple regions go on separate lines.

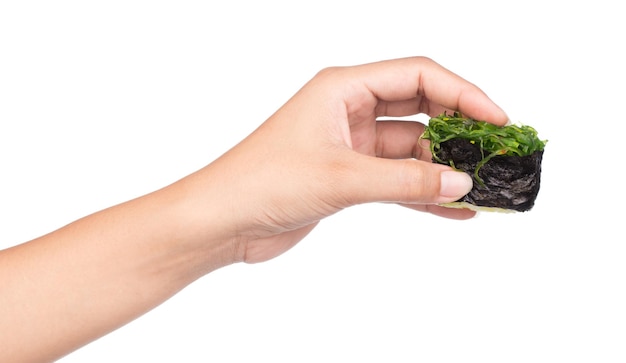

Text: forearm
xmin=0 ymin=172 xmax=237 ymax=362
xmin=0 ymin=56 xmax=509 ymax=362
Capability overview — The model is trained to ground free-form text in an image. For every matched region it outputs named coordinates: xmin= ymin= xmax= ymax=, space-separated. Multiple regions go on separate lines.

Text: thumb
xmin=340 ymin=154 xmax=473 ymax=206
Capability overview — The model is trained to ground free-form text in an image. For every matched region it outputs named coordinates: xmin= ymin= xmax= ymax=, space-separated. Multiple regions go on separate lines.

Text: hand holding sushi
xmin=0 ymin=56 xmax=509 ymax=362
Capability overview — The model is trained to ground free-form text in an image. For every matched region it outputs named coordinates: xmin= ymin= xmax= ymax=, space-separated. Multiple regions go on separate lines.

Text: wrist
xmin=151 ymin=178 xmax=242 ymax=282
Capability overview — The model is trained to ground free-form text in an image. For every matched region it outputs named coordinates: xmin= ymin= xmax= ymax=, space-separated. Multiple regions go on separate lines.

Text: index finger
xmin=353 ymin=56 xmax=509 ymax=126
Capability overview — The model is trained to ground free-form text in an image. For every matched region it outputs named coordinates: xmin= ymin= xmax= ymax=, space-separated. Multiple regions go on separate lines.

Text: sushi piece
xmin=420 ymin=112 xmax=547 ymax=212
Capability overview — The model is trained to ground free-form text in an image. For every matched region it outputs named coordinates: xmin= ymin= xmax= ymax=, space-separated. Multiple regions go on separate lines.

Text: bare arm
xmin=0 ymin=56 xmax=508 ymax=362
xmin=0 ymin=175 xmax=237 ymax=362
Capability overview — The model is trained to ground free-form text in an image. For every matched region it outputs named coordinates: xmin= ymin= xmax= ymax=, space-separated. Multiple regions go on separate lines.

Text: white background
xmin=1 ymin=1 xmax=624 ymax=362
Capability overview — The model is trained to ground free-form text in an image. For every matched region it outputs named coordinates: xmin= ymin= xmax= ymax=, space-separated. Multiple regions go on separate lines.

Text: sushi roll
xmin=420 ymin=112 xmax=547 ymax=212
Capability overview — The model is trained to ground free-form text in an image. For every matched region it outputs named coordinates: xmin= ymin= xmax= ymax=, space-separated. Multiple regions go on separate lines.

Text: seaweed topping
xmin=420 ymin=112 xmax=547 ymax=185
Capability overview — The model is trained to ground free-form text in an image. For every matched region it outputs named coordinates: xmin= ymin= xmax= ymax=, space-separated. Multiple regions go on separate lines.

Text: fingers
xmin=351 ymin=56 xmax=509 ymax=126
xmin=399 ymin=203 xmax=477 ymax=220
xmin=374 ymin=120 xmax=430 ymax=161
xmin=337 ymin=154 xmax=473 ymax=206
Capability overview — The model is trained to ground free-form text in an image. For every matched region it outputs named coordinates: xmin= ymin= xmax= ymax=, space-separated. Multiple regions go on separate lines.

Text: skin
xmin=0 ymin=56 xmax=508 ymax=362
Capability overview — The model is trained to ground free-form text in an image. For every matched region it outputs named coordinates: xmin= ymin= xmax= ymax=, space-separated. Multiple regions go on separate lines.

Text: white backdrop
xmin=1 ymin=1 xmax=624 ymax=362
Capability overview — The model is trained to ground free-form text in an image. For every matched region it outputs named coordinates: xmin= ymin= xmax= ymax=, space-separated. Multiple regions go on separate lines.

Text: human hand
xmin=184 ymin=56 xmax=509 ymax=264
xmin=0 ymin=56 xmax=508 ymax=362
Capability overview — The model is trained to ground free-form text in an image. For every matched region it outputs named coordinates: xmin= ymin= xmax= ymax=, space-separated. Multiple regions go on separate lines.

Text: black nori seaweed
xmin=434 ymin=138 xmax=543 ymax=212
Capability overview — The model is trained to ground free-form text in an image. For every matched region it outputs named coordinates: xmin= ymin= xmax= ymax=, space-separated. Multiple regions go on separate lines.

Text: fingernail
xmin=440 ymin=171 xmax=473 ymax=198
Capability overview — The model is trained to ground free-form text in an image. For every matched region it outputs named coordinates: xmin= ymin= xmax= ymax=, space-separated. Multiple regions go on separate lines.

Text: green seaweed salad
xmin=420 ymin=112 xmax=547 ymax=184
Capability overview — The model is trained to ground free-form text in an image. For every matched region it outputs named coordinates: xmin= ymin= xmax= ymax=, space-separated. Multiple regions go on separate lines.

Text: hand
xmin=185 ymin=56 xmax=509 ymax=264
xmin=0 ymin=56 xmax=508 ymax=362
